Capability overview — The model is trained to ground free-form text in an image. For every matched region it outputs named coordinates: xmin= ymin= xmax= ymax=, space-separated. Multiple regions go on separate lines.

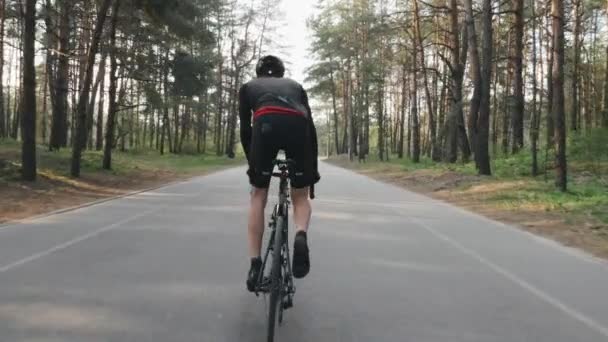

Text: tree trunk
xmin=531 ymin=2 xmax=540 ymax=176
xmin=41 ymin=65 xmax=49 ymax=144
xmin=180 ymin=101 xmax=191 ymax=153
xmin=21 ymin=0 xmax=36 ymax=181
xmin=377 ymin=81 xmax=385 ymax=161
xmin=215 ymin=57 xmax=223 ymax=155
xmin=160 ymin=50 xmax=172 ymax=155
xmin=50 ymin=0 xmax=70 ymax=149
xmin=96 ymin=55 xmax=106 ymax=150
xmin=225 ymin=70 xmax=241 ymax=158
xmin=552 ymin=0 xmax=567 ymax=191
xmin=173 ymin=102 xmax=179 ymax=153
xmin=546 ymin=18 xmax=554 ymax=147
xmin=12 ymin=31 xmax=23 ymax=141
xmin=411 ymin=43 xmax=420 ymax=163
xmin=477 ymin=0 xmax=493 ymax=175
xmin=445 ymin=0 xmax=470 ymax=163
xmin=347 ymin=65 xmax=357 ymax=160
xmin=503 ymin=32 xmax=513 ymax=155
xmin=398 ymin=64 xmax=407 ymax=159
xmin=464 ymin=0 xmax=482 ymax=168
xmin=511 ymin=0 xmax=524 ymax=153
xmin=570 ymin=0 xmax=582 ymax=132
xmin=603 ymin=45 xmax=608 ymax=127
xmin=5 ymin=46 xmax=12 ymax=139
xmin=71 ymin=0 xmax=113 ymax=177
xmin=413 ymin=0 xmax=438 ymax=161
xmin=329 ymin=62 xmax=340 ymax=154
xmin=44 ymin=0 xmax=56 ymax=143
xmin=88 ymin=53 xmax=106 ymax=150
xmin=0 ymin=0 xmax=6 ymax=138
xmin=103 ymin=0 xmax=120 ymax=170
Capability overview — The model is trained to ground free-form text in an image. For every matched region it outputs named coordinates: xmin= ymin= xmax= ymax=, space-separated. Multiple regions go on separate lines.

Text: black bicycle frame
xmin=255 ymin=160 xmax=294 ymax=295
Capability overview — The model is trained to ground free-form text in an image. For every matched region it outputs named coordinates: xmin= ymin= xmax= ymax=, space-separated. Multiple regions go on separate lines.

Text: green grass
xmin=0 ymin=139 xmax=244 ymax=182
xmin=330 ymin=129 xmax=608 ymax=225
xmin=485 ymin=179 xmax=608 ymax=223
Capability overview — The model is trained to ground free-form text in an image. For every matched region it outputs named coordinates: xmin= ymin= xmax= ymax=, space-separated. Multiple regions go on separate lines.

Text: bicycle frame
xmin=255 ymin=159 xmax=296 ymax=341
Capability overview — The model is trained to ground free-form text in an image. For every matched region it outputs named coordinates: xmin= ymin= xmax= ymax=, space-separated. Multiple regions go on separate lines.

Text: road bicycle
xmin=253 ymin=159 xmax=297 ymax=342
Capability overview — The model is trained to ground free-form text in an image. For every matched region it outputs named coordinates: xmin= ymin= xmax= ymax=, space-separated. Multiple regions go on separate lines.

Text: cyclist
xmin=239 ymin=55 xmax=320 ymax=292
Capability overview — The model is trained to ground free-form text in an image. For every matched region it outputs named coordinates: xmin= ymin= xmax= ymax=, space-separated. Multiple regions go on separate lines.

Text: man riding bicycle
xmin=239 ymin=55 xmax=320 ymax=292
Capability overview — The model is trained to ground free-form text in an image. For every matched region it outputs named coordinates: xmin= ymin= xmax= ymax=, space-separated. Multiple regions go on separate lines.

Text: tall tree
xmin=477 ymin=0 xmax=493 ymax=175
xmin=411 ymin=35 xmax=420 ymax=163
xmin=530 ymin=0 xmax=540 ymax=176
xmin=603 ymin=44 xmax=608 ymax=127
xmin=552 ymin=0 xmax=567 ymax=191
xmin=413 ymin=0 xmax=438 ymax=161
xmin=71 ymin=0 xmax=113 ymax=177
xmin=0 ymin=0 xmax=5 ymax=138
xmin=570 ymin=0 xmax=582 ymax=132
xmin=21 ymin=0 xmax=37 ymax=181
xmin=464 ymin=0 xmax=482 ymax=169
xmin=96 ymin=55 xmax=106 ymax=151
xmin=49 ymin=0 xmax=71 ymax=149
xmin=103 ymin=0 xmax=120 ymax=170
xmin=511 ymin=0 xmax=524 ymax=153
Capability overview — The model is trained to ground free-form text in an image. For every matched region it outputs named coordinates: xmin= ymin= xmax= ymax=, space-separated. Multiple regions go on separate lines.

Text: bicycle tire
xmin=267 ymin=214 xmax=285 ymax=342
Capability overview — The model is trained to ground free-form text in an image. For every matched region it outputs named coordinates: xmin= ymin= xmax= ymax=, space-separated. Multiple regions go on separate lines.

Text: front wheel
xmin=267 ymin=215 xmax=285 ymax=342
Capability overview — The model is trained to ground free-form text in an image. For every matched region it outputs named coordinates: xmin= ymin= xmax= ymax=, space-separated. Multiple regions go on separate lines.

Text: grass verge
xmin=328 ymin=130 xmax=608 ymax=259
xmin=0 ymin=140 xmax=244 ymax=223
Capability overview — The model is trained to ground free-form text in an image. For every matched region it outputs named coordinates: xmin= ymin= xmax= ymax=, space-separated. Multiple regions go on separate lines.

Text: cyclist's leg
xmin=247 ymin=116 xmax=280 ymax=258
xmin=283 ymin=117 xmax=315 ymax=233
xmin=248 ymin=186 xmax=268 ymax=258
xmin=291 ymin=187 xmax=311 ymax=234
xmin=290 ymin=185 xmax=312 ymax=279
xmin=283 ymin=116 xmax=315 ymax=279
xmin=246 ymin=116 xmax=280 ymax=291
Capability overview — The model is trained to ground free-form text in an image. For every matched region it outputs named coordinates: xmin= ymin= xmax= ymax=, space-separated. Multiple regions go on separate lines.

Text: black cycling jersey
xmin=239 ymin=77 xmax=318 ymax=162
xmin=239 ymin=76 xmax=320 ymax=188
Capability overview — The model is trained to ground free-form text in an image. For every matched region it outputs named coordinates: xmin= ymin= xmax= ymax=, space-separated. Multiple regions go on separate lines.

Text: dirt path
xmin=0 ymin=168 xmax=191 ymax=224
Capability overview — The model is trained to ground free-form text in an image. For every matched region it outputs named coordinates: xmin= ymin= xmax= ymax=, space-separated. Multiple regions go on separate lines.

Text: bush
xmin=569 ymin=128 xmax=608 ymax=162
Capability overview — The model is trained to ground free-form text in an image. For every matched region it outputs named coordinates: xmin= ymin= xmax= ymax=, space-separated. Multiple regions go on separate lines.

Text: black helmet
xmin=256 ymin=55 xmax=285 ymax=77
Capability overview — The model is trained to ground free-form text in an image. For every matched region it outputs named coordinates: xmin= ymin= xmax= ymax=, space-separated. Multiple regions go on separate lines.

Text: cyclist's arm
xmin=239 ymin=84 xmax=252 ymax=160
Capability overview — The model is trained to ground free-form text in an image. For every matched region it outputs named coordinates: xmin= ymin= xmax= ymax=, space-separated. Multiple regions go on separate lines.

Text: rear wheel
xmin=267 ymin=215 xmax=284 ymax=342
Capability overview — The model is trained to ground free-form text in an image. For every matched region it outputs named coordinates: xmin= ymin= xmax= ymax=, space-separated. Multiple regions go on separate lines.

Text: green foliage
xmin=332 ymin=132 xmax=608 ymax=224
xmin=569 ymin=128 xmax=608 ymax=162
xmin=172 ymin=51 xmax=211 ymax=96
xmin=486 ymin=179 xmax=608 ymax=224
xmin=0 ymin=140 xmax=242 ymax=181
xmin=136 ymin=0 xmax=201 ymax=38
xmin=491 ymin=151 xmax=536 ymax=178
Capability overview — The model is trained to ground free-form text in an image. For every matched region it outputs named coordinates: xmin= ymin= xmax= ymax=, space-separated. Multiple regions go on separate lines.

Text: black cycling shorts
xmin=248 ymin=113 xmax=315 ymax=189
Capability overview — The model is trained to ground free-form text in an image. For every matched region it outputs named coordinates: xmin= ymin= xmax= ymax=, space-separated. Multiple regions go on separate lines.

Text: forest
xmin=1 ymin=0 xmax=607 ymax=194
xmin=0 ymin=0 xmax=280 ymax=180
xmin=307 ymin=0 xmax=607 ymax=192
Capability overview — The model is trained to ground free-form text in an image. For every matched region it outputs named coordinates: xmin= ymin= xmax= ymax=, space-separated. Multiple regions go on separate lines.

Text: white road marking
xmin=0 ymin=209 xmax=157 ymax=273
xmin=414 ymin=218 xmax=608 ymax=339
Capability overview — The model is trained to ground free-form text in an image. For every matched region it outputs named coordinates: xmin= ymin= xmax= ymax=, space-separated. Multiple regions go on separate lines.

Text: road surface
xmin=1 ymin=162 xmax=608 ymax=342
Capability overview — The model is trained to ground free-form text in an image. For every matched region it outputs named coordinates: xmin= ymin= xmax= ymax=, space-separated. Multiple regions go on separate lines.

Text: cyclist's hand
xmin=313 ymin=170 xmax=321 ymax=184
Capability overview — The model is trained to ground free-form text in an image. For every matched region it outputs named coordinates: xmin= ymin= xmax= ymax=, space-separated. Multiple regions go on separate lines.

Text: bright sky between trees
xmin=278 ymin=0 xmax=316 ymax=85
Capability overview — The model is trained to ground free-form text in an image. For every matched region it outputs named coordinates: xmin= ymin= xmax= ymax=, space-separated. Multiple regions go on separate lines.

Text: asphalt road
xmin=1 ymin=162 xmax=608 ymax=342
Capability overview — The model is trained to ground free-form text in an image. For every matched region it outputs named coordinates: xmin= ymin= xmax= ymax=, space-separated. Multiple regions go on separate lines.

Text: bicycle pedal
xmin=255 ymin=278 xmax=271 ymax=293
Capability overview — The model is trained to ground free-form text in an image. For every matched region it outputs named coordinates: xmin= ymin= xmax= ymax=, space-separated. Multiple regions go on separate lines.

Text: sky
xmin=278 ymin=0 xmax=317 ymax=85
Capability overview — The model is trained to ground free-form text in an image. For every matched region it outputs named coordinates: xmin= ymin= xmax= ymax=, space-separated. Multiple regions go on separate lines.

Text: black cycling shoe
xmin=246 ymin=257 xmax=262 ymax=292
xmin=292 ymin=231 xmax=310 ymax=279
